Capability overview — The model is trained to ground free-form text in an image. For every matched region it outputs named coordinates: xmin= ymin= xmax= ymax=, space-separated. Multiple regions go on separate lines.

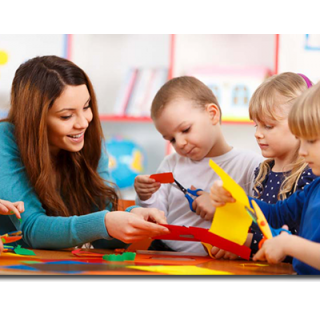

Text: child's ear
xmin=206 ymin=104 xmax=220 ymax=125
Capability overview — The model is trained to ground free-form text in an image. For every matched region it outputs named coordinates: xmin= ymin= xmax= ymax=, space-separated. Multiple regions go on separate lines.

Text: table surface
xmin=0 ymin=248 xmax=296 ymax=275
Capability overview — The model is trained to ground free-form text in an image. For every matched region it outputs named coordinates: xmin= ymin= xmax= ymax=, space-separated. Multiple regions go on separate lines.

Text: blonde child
xmin=250 ymin=73 xmax=316 ymax=252
xmin=134 ymin=76 xmax=262 ymax=254
xmin=210 ymin=81 xmax=320 ymax=274
xmin=0 ymin=199 xmax=24 ymax=256
xmin=211 ymin=73 xmax=317 ymax=260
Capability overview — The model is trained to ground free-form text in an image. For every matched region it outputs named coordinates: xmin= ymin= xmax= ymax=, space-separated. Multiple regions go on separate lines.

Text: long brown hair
xmin=6 ymin=55 xmax=118 ymax=216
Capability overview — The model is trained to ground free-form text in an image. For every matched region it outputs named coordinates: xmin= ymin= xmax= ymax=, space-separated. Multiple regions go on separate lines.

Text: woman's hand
xmin=104 ymin=208 xmax=169 ymax=243
xmin=0 ymin=200 xmax=25 ymax=219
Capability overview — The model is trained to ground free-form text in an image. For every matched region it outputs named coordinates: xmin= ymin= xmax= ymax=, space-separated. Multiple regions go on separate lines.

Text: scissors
xmin=173 ymin=179 xmax=203 ymax=213
xmin=245 ymin=200 xmax=291 ymax=249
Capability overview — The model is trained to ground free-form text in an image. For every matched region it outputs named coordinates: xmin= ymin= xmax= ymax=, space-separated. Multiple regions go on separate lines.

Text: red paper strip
xmin=71 ymin=249 xmax=104 ymax=258
xmin=149 ymin=172 xmax=174 ymax=183
xmin=153 ymin=224 xmax=251 ymax=260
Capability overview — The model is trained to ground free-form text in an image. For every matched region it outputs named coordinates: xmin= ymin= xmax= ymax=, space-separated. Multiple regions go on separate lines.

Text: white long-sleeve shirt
xmin=136 ymin=147 xmax=263 ymax=255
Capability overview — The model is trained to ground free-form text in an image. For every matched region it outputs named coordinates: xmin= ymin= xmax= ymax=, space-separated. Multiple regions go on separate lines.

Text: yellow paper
xmin=128 ymin=265 xmax=233 ymax=275
xmin=209 ymin=159 xmax=252 ymax=245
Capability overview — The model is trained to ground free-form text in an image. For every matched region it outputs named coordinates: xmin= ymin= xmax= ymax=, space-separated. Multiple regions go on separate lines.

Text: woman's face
xmin=47 ymin=84 xmax=93 ymax=156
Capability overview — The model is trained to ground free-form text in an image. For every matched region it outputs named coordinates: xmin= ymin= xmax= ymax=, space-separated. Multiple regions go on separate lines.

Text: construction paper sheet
xmin=149 ymin=172 xmax=174 ymax=183
xmin=128 ymin=265 xmax=233 ymax=275
xmin=209 ymin=159 xmax=252 ymax=245
xmin=153 ymin=224 xmax=251 ymax=260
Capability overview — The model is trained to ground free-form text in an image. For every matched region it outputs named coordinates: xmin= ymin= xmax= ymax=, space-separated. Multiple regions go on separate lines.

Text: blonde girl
xmin=251 ymin=72 xmax=315 ymax=203
xmin=210 ymin=72 xmax=317 ymax=260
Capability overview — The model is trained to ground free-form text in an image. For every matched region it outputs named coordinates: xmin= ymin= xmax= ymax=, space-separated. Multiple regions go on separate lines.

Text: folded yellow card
xmin=209 ymin=159 xmax=252 ymax=245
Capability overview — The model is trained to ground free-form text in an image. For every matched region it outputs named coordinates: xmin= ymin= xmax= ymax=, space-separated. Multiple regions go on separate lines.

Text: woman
xmin=0 ymin=55 xmax=169 ymax=249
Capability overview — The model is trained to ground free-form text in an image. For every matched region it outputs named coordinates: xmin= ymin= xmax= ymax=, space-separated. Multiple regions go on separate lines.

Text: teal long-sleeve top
xmin=0 ymin=121 xmax=126 ymax=250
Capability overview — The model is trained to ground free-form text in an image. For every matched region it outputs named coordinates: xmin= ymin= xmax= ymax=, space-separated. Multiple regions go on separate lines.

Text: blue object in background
xmin=106 ymin=136 xmax=147 ymax=189
xmin=0 ymin=110 xmax=8 ymax=119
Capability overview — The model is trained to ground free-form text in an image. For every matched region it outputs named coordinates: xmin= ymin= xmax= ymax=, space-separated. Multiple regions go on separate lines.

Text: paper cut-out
xmin=103 ymin=252 xmax=136 ymax=261
xmin=149 ymin=172 xmax=174 ymax=183
xmin=13 ymin=245 xmax=36 ymax=256
xmin=153 ymin=224 xmax=251 ymax=260
xmin=0 ymin=230 xmax=23 ymax=244
xmin=209 ymin=159 xmax=252 ymax=245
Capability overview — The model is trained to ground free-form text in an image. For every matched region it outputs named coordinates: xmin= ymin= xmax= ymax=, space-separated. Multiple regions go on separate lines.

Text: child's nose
xmin=299 ymin=145 xmax=308 ymax=157
xmin=255 ymin=129 xmax=264 ymax=139
xmin=176 ymin=136 xmax=187 ymax=149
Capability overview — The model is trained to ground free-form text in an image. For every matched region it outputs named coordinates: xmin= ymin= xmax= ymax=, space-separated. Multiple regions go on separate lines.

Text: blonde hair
xmin=250 ymin=72 xmax=310 ymax=200
xmin=289 ymin=80 xmax=320 ymax=139
xmin=151 ymin=76 xmax=221 ymax=122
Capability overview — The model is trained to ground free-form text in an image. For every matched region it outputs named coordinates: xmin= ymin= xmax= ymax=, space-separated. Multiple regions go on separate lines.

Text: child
xmin=134 ymin=76 xmax=263 ymax=254
xmin=210 ymin=81 xmax=320 ymax=274
xmin=211 ymin=72 xmax=317 ymax=260
xmin=0 ymin=199 xmax=24 ymax=256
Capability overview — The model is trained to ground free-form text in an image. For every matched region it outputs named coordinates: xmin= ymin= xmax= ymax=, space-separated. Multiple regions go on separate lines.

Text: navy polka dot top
xmin=250 ymin=161 xmax=317 ymax=258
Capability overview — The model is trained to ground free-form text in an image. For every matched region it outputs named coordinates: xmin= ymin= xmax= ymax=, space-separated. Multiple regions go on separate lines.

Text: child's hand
xmin=0 ymin=200 xmax=24 ymax=219
xmin=210 ymin=180 xmax=235 ymax=207
xmin=134 ymin=175 xmax=161 ymax=201
xmin=253 ymin=225 xmax=290 ymax=264
xmin=0 ymin=240 xmax=3 ymax=255
xmin=190 ymin=186 xmax=216 ymax=221
xmin=210 ymin=246 xmax=240 ymax=260
xmin=210 ymin=233 xmax=253 ymax=260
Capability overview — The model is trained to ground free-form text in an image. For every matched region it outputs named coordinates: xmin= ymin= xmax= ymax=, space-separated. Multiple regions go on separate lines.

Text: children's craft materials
xmin=127 ymin=265 xmax=233 ymax=275
xmin=153 ymin=224 xmax=251 ymax=260
xmin=247 ymin=200 xmax=291 ymax=249
xmin=149 ymin=172 xmax=203 ymax=212
xmin=172 ymin=178 xmax=203 ymax=213
xmin=103 ymin=252 xmax=136 ymax=262
xmin=0 ymin=230 xmax=23 ymax=244
xmin=13 ymin=245 xmax=36 ymax=256
xmin=149 ymin=172 xmax=174 ymax=183
xmin=208 ymin=159 xmax=253 ymax=245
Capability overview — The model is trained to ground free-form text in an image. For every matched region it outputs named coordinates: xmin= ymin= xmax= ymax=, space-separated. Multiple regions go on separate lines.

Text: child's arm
xmin=210 ymin=179 xmax=306 ymax=229
xmin=254 ymin=230 xmax=320 ymax=271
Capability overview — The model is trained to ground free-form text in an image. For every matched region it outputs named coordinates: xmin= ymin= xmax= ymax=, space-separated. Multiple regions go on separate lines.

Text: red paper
xmin=149 ymin=172 xmax=174 ymax=183
xmin=153 ymin=224 xmax=251 ymax=260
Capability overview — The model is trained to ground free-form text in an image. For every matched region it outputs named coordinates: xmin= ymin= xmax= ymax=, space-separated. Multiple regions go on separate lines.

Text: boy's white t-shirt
xmin=135 ymin=147 xmax=263 ymax=255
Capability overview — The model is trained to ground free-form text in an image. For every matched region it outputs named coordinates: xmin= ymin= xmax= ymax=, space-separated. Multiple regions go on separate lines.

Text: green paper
xmin=103 ymin=252 xmax=136 ymax=261
xmin=14 ymin=245 xmax=36 ymax=256
xmin=22 ymin=261 xmax=42 ymax=264
xmin=1 ymin=238 xmax=6 ymax=243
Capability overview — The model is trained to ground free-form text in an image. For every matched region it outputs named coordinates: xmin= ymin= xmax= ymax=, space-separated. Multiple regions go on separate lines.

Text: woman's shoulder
xmin=0 ymin=120 xmax=14 ymax=131
xmin=0 ymin=121 xmax=15 ymax=143
xmin=0 ymin=121 xmax=19 ymax=157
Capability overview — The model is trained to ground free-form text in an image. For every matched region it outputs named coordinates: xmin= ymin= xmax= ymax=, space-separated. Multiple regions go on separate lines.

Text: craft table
xmin=0 ymin=248 xmax=295 ymax=275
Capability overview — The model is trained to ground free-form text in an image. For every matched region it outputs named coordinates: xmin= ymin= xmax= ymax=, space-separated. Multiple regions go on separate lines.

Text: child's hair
xmin=250 ymin=72 xmax=311 ymax=200
xmin=151 ymin=76 xmax=221 ymax=121
xmin=289 ymin=80 xmax=320 ymax=139
xmin=5 ymin=55 xmax=118 ymax=217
